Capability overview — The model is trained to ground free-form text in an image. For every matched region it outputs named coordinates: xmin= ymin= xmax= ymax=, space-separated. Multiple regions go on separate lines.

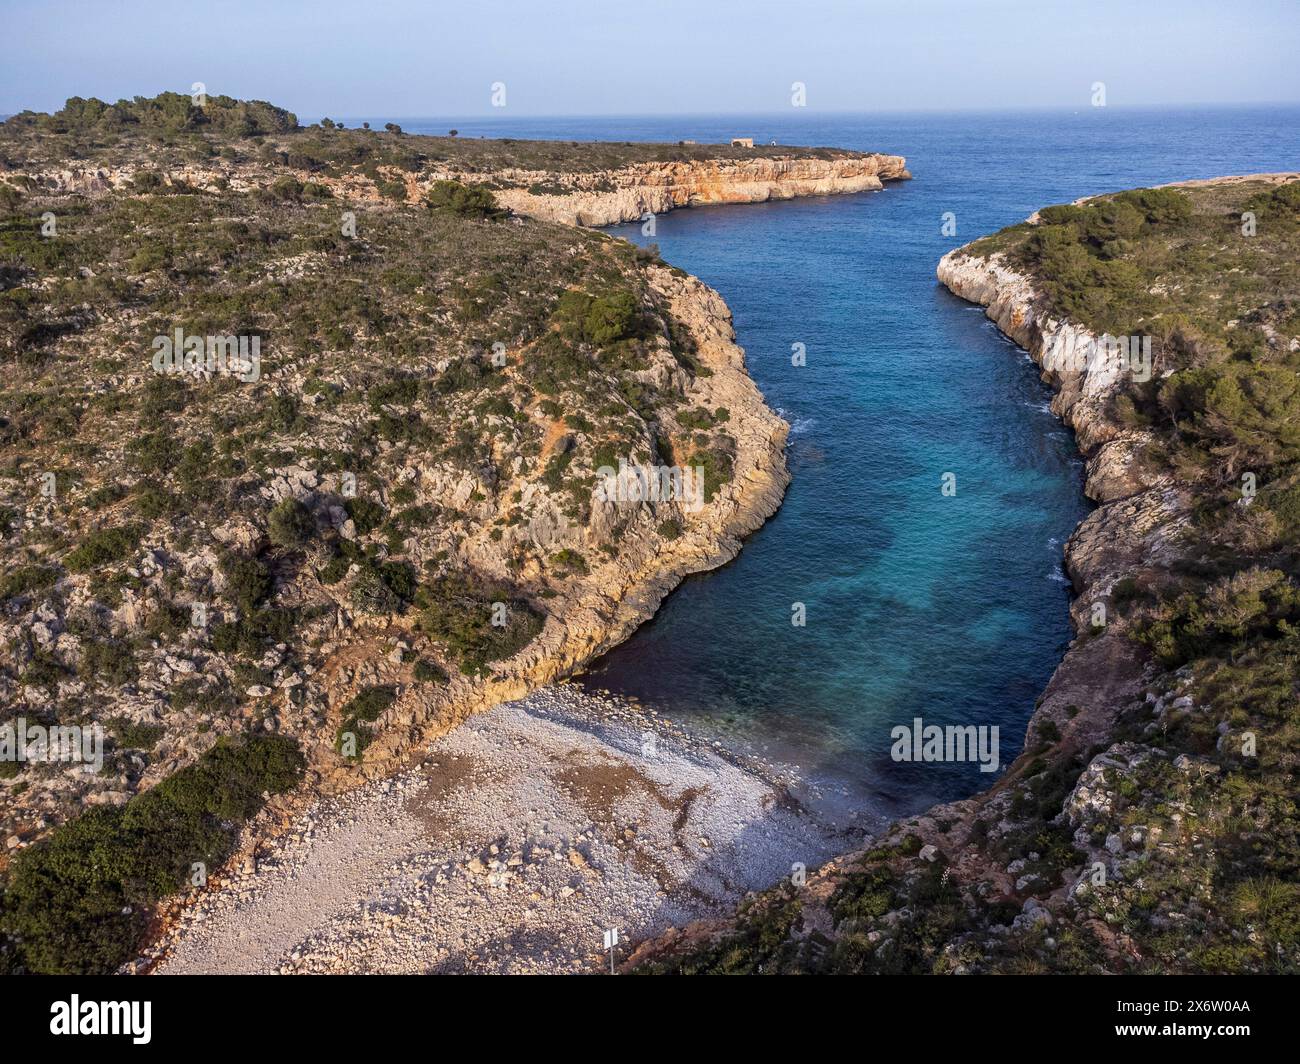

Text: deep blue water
xmin=387 ymin=108 xmax=1300 ymax=818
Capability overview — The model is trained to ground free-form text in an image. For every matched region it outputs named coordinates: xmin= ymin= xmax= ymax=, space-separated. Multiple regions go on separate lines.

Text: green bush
xmin=342 ymin=684 xmax=396 ymax=723
xmin=689 ymin=446 xmax=734 ymax=503
xmin=349 ymin=567 xmax=401 ymax=614
xmin=413 ymin=657 xmax=448 ymax=683
xmin=219 ymin=552 xmax=273 ymax=610
xmin=135 ymin=483 xmax=177 ymax=518
xmin=1138 ymin=567 xmax=1300 ymax=666
xmin=425 ymin=180 xmax=503 ymax=219
xmin=552 ymin=287 xmax=641 ymax=347
xmin=347 ymin=559 xmax=415 ymax=614
xmin=64 ymin=524 xmax=139 ymax=573
xmin=549 ymin=548 xmax=589 ymax=575
xmin=79 ymin=639 xmax=140 ymax=686
xmin=416 ymin=571 xmax=544 ymax=675
xmin=344 ymin=496 xmax=385 ymax=534
xmin=0 ymin=734 xmax=303 ymax=974
xmin=0 ymin=565 xmax=59 ymax=600
xmin=108 ymin=718 xmax=165 ymax=751
xmin=656 ymin=518 xmax=683 ymax=540
xmin=210 ymin=606 xmax=296 ymax=657
xmin=318 ymin=553 xmax=352 ymax=584
xmin=267 ymin=498 xmax=316 ymax=549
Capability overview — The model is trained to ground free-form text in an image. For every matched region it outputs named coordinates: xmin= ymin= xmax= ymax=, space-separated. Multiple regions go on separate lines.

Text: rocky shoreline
xmin=479 ymin=154 xmax=911 ymax=226
xmin=143 ymin=683 xmax=868 ymax=974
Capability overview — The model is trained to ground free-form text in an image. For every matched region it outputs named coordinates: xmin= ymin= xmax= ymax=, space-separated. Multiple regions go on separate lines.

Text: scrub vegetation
xmin=0 ymin=93 xmax=742 ymax=972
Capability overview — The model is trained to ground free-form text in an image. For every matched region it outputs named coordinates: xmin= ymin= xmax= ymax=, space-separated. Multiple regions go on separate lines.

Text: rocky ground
xmin=146 ymin=684 xmax=868 ymax=974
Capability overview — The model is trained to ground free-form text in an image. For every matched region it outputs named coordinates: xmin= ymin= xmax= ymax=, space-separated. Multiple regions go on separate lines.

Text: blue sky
xmin=2 ymin=0 xmax=1297 ymax=117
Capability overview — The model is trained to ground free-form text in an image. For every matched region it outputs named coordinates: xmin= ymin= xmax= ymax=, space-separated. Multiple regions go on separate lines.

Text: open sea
xmin=368 ymin=106 xmax=1300 ymax=818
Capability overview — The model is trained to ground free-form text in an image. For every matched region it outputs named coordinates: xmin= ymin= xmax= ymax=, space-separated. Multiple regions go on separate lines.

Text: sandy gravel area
xmin=152 ymin=685 xmax=871 ymax=974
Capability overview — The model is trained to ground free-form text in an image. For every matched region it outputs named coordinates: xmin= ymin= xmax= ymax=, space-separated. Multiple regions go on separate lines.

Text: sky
xmin=2 ymin=0 xmax=1298 ymax=118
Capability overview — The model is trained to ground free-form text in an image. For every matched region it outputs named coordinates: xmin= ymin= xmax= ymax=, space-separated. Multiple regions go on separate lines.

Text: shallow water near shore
xmin=400 ymin=107 xmax=1300 ymax=818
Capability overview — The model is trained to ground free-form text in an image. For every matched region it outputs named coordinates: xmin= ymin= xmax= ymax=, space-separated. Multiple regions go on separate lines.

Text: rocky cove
xmin=619 ymin=230 xmax=1170 ymax=971
xmin=126 ymin=160 xmax=920 ymax=973
xmin=7 ymin=94 xmax=1295 ymax=977
xmin=628 ymin=172 xmax=1300 ymax=974
xmin=5 ymin=102 xmax=932 ymax=975
xmin=145 ymin=206 xmax=1138 ymax=976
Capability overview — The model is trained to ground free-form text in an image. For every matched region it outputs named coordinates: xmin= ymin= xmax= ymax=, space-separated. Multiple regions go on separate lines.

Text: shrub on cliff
xmin=267 ymin=498 xmax=316 ymax=549
xmin=688 ymin=442 xmax=736 ymax=503
xmin=343 ymin=496 xmax=386 ymax=535
xmin=0 ymin=735 xmax=304 ymax=974
xmin=348 ymin=561 xmax=417 ymax=615
xmin=1137 ymin=567 xmax=1300 ymax=666
xmin=1243 ymin=182 xmax=1300 ymax=231
xmin=415 ymin=571 xmax=544 ymax=676
xmin=425 ymin=180 xmax=504 ymax=219
xmin=552 ymin=287 xmax=642 ymax=347
xmin=0 ymin=564 xmax=59 ymax=601
xmin=23 ymin=92 xmax=297 ymax=137
xmin=63 ymin=524 xmax=140 ymax=573
xmin=413 ymin=657 xmax=448 ymax=683
xmin=218 ymin=551 xmax=274 ymax=610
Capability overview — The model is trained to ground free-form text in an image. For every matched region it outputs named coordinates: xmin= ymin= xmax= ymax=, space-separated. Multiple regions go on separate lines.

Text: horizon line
xmin=6 ymin=98 xmax=1300 ymax=124
xmin=317 ymin=99 xmax=1300 ymax=123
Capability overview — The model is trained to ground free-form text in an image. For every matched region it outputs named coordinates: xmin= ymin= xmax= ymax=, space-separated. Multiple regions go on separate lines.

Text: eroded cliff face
xmin=935 ymin=251 xmax=1190 ymax=632
xmin=474 ymin=154 xmax=911 ymax=226
xmin=309 ymin=265 xmax=791 ymax=795
xmin=930 ymin=249 xmax=1192 ymax=815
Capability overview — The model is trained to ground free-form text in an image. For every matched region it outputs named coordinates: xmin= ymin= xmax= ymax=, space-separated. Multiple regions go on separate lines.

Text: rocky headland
xmin=478 ymin=154 xmax=911 ymax=227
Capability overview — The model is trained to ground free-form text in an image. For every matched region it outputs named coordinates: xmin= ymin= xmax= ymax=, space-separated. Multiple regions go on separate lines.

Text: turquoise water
xmin=394 ymin=108 xmax=1300 ymax=816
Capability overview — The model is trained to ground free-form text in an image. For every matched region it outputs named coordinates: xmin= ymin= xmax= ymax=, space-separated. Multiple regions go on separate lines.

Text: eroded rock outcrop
xmin=478 ymin=154 xmax=911 ymax=226
xmin=314 ymin=264 xmax=791 ymax=792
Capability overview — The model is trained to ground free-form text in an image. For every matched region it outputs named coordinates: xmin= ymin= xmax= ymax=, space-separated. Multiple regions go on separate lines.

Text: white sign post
xmin=603 ymin=928 xmax=619 ymax=974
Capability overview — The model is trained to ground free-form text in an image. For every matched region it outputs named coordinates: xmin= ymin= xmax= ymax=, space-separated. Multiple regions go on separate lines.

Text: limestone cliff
xmin=310 ymin=265 xmax=791 ymax=793
xmin=935 ymin=251 xmax=1191 ymax=625
xmin=469 ymin=154 xmax=911 ymax=226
